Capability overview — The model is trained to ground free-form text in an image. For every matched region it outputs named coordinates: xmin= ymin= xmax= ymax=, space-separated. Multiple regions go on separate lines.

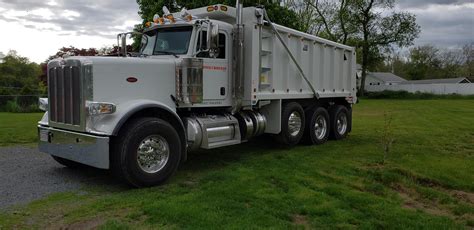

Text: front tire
xmin=112 ymin=117 xmax=181 ymax=187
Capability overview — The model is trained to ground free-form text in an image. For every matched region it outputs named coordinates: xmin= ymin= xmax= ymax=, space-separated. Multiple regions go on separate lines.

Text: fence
xmin=366 ymin=83 xmax=474 ymax=95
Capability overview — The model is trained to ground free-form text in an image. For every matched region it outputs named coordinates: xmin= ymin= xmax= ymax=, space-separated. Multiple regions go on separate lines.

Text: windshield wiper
xmin=155 ymin=51 xmax=179 ymax=58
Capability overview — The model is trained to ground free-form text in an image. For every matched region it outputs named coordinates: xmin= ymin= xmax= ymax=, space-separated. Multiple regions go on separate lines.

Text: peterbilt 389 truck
xmin=38 ymin=2 xmax=357 ymax=187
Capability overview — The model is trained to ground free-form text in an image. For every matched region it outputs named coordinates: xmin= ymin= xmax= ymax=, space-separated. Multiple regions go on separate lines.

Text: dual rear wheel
xmin=276 ymin=102 xmax=350 ymax=146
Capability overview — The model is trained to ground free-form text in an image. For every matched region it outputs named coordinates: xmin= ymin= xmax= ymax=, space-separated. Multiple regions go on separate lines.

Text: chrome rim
xmin=336 ymin=113 xmax=348 ymax=135
xmin=288 ymin=111 xmax=302 ymax=137
xmin=137 ymin=135 xmax=170 ymax=174
xmin=314 ymin=115 xmax=327 ymax=140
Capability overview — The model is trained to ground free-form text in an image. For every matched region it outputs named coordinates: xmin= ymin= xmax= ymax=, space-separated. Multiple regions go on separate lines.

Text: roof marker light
xmin=153 ymin=14 xmax=160 ymax=23
xmin=166 ymin=14 xmax=176 ymax=23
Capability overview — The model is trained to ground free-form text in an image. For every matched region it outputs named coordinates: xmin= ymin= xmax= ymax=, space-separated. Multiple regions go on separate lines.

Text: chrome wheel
xmin=314 ymin=115 xmax=328 ymax=140
xmin=288 ymin=111 xmax=302 ymax=137
xmin=336 ymin=113 xmax=348 ymax=135
xmin=137 ymin=135 xmax=170 ymax=174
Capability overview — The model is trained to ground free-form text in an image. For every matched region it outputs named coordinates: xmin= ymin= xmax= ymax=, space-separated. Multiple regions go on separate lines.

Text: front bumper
xmin=38 ymin=126 xmax=110 ymax=169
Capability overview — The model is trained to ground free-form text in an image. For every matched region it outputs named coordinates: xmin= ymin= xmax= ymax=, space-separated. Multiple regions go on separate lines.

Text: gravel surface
xmin=0 ymin=146 xmax=118 ymax=210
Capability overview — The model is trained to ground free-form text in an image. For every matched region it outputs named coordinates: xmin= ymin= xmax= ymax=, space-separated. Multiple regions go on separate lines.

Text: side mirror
xmin=194 ymin=21 xmax=219 ymax=58
xmin=206 ymin=23 xmax=219 ymax=58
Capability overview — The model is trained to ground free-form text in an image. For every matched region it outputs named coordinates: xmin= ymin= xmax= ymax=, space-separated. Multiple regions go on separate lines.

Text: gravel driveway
xmin=0 ymin=146 xmax=119 ymax=210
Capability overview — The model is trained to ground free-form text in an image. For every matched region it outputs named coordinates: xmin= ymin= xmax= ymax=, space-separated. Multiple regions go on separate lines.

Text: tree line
xmin=376 ymin=44 xmax=473 ymax=80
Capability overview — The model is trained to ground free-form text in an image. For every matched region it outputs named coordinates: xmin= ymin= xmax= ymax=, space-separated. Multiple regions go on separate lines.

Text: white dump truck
xmin=38 ymin=2 xmax=357 ymax=187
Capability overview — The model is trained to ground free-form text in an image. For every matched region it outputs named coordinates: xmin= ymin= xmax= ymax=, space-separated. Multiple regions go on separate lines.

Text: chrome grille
xmin=48 ymin=63 xmax=82 ymax=127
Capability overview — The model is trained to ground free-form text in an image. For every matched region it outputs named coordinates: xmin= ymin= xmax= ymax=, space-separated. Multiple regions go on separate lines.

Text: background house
xmin=400 ymin=77 xmax=471 ymax=85
xmin=365 ymin=72 xmax=407 ymax=86
xmin=365 ymin=73 xmax=473 ymax=95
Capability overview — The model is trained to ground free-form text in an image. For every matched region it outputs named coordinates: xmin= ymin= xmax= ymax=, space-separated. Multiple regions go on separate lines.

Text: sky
xmin=0 ymin=0 xmax=473 ymax=63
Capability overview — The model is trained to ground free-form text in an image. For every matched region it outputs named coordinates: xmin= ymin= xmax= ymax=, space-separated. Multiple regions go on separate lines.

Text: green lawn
xmin=0 ymin=112 xmax=43 ymax=146
xmin=1 ymin=100 xmax=473 ymax=229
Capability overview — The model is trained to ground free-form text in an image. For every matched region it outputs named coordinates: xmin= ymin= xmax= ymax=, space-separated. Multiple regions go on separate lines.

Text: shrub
xmin=0 ymin=99 xmax=41 ymax=113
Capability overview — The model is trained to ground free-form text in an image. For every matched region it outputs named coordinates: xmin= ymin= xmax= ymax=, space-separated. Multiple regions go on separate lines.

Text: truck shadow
xmin=49 ymin=135 xmax=284 ymax=190
xmin=180 ymin=135 xmax=284 ymax=172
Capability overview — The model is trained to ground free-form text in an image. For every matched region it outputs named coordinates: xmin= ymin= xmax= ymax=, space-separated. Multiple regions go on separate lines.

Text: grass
xmin=0 ymin=99 xmax=473 ymax=229
xmin=0 ymin=112 xmax=43 ymax=146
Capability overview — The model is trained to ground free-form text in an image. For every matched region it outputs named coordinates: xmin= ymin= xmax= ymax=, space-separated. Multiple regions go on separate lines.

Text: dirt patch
xmin=292 ymin=214 xmax=310 ymax=229
xmin=57 ymin=217 xmax=105 ymax=230
xmin=394 ymin=184 xmax=453 ymax=218
xmin=451 ymin=190 xmax=474 ymax=205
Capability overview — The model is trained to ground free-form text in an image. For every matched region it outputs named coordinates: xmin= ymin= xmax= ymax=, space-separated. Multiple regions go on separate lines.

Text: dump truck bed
xmin=241 ymin=7 xmax=357 ymax=105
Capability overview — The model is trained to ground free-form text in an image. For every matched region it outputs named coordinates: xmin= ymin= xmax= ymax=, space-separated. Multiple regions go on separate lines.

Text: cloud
xmin=397 ymin=2 xmax=474 ymax=47
xmin=0 ymin=0 xmax=142 ymax=62
xmin=0 ymin=0 xmax=141 ymax=39
xmin=397 ymin=0 xmax=472 ymax=8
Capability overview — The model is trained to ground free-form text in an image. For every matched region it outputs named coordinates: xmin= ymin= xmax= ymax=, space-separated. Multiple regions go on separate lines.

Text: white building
xmin=365 ymin=72 xmax=407 ymax=86
xmin=400 ymin=77 xmax=471 ymax=85
xmin=365 ymin=74 xmax=473 ymax=95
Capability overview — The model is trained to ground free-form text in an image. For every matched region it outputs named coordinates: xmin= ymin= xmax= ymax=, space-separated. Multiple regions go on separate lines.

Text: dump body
xmin=180 ymin=5 xmax=357 ymax=107
xmin=240 ymin=7 xmax=357 ymax=106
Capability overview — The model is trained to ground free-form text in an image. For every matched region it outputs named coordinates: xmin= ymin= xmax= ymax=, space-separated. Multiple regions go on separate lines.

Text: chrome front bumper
xmin=38 ymin=126 xmax=110 ymax=169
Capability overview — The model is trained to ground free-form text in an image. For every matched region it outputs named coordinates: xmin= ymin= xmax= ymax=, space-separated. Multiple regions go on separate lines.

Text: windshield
xmin=140 ymin=26 xmax=193 ymax=56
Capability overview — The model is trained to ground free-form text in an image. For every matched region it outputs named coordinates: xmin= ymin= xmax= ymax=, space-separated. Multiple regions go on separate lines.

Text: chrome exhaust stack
xmin=232 ymin=0 xmax=245 ymax=114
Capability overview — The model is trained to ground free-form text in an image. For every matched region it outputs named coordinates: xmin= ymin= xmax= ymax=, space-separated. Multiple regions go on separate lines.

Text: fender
xmin=90 ymin=99 xmax=187 ymax=162
xmin=111 ymin=101 xmax=183 ymax=136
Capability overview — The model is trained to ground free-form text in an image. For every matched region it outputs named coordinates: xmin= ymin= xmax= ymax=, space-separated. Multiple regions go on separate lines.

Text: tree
xmin=45 ymin=46 xmax=99 ymax=63
xmin=351 ymin=0 xmax=420 ymax=95
xmin=463 ymin=43 xmax=474 ymax=78
xmin=0 ymin=52 xmax=5 ymax=64
xmin=304 ymin=0 xmax=357 ymax=44
xmin=406 ymin=45 xmax=439 ymax=80
xmin=438 ymin=48 xmax=464 ymax=78
xmin=282 ymin=0 xmax=320 ymax=34
xmin=0 ymin=51 xmax=43 ymax=107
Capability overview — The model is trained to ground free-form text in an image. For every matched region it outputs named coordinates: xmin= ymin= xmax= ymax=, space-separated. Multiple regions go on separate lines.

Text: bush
xmin=3 ymin=100 xmax=22 ymax=112
xmin=363 ymin=90 xmax=474 ymax=100
xmin=0 ymin=99 xmax=41 ymax=113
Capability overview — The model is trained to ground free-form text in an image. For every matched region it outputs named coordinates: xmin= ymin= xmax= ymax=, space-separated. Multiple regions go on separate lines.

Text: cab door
xmin=197 ymin=32 xmax=230 ymax=105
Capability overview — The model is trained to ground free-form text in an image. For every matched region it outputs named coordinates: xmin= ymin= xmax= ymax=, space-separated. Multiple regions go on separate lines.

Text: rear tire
xmin=52 ymin=156 xmax=87 ymax=168
xmin=111 ymin=117 xmax=181 ymax=187
xmin=275 ymin=102 xmax=305 ymax=146
xmin=303 ymin=107 xmax=330 ymax=145
xmin=329 ymin=105 xmax=350 ymax=140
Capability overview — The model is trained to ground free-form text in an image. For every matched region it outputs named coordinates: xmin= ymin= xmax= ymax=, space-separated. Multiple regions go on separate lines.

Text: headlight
xmin=87 ymin=101 xmax=116 ymax=115
xmin=38 ymin=98 xmax=48 ymax=111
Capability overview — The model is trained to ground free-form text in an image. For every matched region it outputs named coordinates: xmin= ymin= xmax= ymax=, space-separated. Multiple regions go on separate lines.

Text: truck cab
xmin=38 ymin=3 xmax=357 ymax=187
xmin=139 ymin=19 xmax=234 ymax=107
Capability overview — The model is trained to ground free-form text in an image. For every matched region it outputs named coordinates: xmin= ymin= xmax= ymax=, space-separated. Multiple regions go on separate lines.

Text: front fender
xmin=88 ymin=99 xmax=180 ymax=136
